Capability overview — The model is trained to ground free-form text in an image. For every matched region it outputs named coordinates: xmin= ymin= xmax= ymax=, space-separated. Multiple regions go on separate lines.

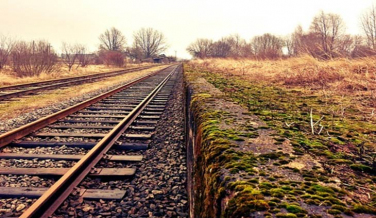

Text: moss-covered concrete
xmin=184 ymin=63 xmax=376 ymax=217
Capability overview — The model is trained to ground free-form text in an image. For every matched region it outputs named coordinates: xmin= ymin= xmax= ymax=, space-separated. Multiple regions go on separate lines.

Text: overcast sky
xmin=1 ymin=0 xmax=375 ymax=59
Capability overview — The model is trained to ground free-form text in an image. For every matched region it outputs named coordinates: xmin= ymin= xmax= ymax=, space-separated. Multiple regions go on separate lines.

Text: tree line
xmin=0 ymin=27 xmax=169 ymax=77
xmin=187 ymin=7 xmax=376 ymax=60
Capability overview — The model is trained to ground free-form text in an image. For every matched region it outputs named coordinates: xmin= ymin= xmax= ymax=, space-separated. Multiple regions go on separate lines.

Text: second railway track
xmin=0 ymin=64 xmax=187 ymax=217
xmin=0 ymin=65 xmax=158 ymax=102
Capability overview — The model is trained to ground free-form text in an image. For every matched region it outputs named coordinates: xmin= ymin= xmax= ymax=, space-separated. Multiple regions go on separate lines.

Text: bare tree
xmin=61 ymin=42 xmax=79 ymax=71
xmin=284 ymin=34 xmax=295 ymax=57
xmin=309 ymin=11 xmax=346 ymax=59
xmin=12 ymin=40 xmax=58 ymax=77
xmin=133 ymin=28 xmax=168 ymax=59
xmin=337 ymin=34 xmax=354 ymax=57
xmin=251 ymin=33 xmax=283 ymax=59
xmin=99 ymin=27 xmax=126 ymax=51
xmin=98 ymin=50 xmax=125 ymax=67
xmin=126 ymin=46 xmax=143 ymax=61
xmin=211 ymin=39 xmax=231 ymax=58
xmin=0 ymin=34 xmax=14 ymax=70
xmin=186 ymin=38 xmax=213 ymax=59
xmin=76 ymin=45 xmax=90 ymax=67
xmin=224 ymin=34 xmax=251 ymax=57
xmin=351 ymin=35 xmax=376 ymax=57
xmin=361 ymin=5 xmax=376 ymax=49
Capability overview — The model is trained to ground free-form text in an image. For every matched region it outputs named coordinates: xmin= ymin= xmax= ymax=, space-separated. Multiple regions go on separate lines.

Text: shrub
xmin=11 ymin=40 xmax=58 ymax=77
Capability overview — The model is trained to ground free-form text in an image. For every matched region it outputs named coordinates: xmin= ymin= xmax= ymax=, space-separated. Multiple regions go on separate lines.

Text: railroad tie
xmin=0 ymin=167 xmax=136 ymax=176
xmin=0 ymin=153 xmax=143 ymax=161
xmin=10 ymin=141 xmax=149 ymax=150
xmin=33 ymin=133 xmax=107 ymax=138
xmin=0 ymin=187 xmax=126 ymax=200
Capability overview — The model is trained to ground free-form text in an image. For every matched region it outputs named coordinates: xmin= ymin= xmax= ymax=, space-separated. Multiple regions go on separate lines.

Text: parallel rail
xmin=0 ymin=65 xmax=157 ymax=101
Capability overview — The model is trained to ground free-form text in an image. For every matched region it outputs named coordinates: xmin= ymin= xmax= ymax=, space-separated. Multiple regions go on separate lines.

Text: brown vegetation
xmin=11 ymin=40 xmax=58 ymax=77
xmin=0 ymin=65 xmax=165 ymax=121
xmin=189 ymin=57 xmax=376 ymax=106
xmin=98 ymin=50 xmax=125 ymax=67
xmin=0 ymin=63 xmax=154 ymax=87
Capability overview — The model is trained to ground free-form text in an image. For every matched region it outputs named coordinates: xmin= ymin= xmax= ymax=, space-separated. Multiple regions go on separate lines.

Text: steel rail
xmin=0 ymin=65 xmax=153 ymax=91
xmin=0 ymin=65 xmax=158 ymax=101
xmin=0 ymin=65 xmax=171 ymax=147
xmin=20 ymin=65 xmax=178 ymax=218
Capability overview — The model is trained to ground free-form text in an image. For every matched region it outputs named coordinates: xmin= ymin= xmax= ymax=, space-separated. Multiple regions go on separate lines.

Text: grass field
xmin=185 ymin=57 xmax=376 ymax=217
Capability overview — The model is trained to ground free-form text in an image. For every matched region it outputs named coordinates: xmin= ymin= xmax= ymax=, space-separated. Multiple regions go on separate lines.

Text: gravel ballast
xmin=49 ymin=68 xmax=188 ymax=217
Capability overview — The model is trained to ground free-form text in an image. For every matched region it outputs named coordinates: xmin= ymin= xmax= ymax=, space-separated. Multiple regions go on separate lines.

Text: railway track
xmin=0 ymin=65 xmax=157 ymax=102
xmin=0 ymin=64 xmax=184 ymax=217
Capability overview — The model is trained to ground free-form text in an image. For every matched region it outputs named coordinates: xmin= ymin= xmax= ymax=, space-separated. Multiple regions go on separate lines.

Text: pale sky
xmin=1 ymin=0 xmax=375 ymax=59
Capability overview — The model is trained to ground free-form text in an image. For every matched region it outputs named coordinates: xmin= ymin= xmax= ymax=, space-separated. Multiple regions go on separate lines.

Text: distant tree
xmin=211 ymin=39 xmax=231 ymax=58
xmin=337 ymin=34 xmax=355 ymax=57
xmin=99 ymin=27 xmax=126 ymax=51
xmin=133 ymin=28 xmax=168 ymax=59
xmin=186 ymin=38 xmax=213 ymax=59
xmin=0 ymin=34 xmax=14 ymax=70
xmin=99 ymin=50 xmax=124 ymax=67
xmin=251 ymin=33 xmax=283 ymax=59
xmin=309 ymin=11 xmax=345 ymax=58
xmin=351 ymin=35 xmax=376 ymax=57
xmin=76 ymin=45 xmax=90 ymax=67
xmin=224 ymin=34 xmax=251 ymax=57
xmin=361 ymin=5 xmax=376 ymax=50
xmin=284 ymin=34 xmax=295 ymax=57
xmin=126 ymin=46 xmax=143 ymax=61
xmin=11 ymin=40 xmax=58 ymax=77
xmin=61 ymin=42 xmax=80 ymax=71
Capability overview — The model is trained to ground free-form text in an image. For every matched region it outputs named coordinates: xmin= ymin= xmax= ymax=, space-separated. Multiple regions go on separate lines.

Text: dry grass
xmin=0 ymin=62 xmax=156 ymax=87
xmin=0 ymin=65 xmax=166 ymax=121
xmin=190 ymin=56 xmax=376 ymax=108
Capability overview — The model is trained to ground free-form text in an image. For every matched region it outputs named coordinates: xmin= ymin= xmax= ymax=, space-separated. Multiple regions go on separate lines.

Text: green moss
xmin=270 ymin=188 xmax=286 ymax=197
xmin=276 ymin=213 xmax=298 ymax=218
xmin=350 ymin=164 xmax=372 ymax=173
xmin=225 ymin=194 xmax=270 ymax=217
xmin=353 ymin=204 xmax=376 ymax=214
xmin=331 ymin=205 xmax=347 ymax=212
xmin=259 ymin=182 xmax=275 ymax=189
xmin=286 ymin=204 xmax=304 ymax=214
xmin=281 ymin=185 xmax=293 ymax=191
xmin=185 ymin=63 xmax=376 ymax=218
xmin=310 ymin=184 xmax=335 ymax=194
xmin=327 ymin=209 xmax=342 ymax=215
